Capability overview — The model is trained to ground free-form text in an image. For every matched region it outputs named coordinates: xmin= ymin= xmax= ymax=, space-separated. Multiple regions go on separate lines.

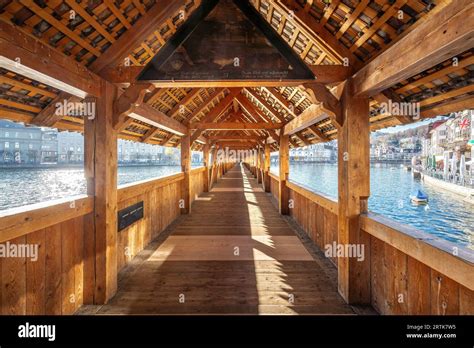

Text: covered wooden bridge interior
xmin=0 ymin=0 xmax=473 ymax=315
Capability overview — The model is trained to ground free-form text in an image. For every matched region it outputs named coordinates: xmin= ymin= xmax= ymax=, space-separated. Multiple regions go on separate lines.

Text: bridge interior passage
xmin=79 ymin=164 xmax=361 ymax=315
xmin=0 ymin=0 xmax=472 ymax=316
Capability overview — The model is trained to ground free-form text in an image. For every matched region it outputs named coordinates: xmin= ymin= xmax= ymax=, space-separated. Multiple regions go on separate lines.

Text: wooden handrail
xmin=268 ymin=172 xmax=279 ymax=181
xmin=118 ymin=172 xmax=184 ymax=202
xmin=360 ymin=213 xmax=474 ymax=290
xmin=0 ymin=195 xmax=93 ymax=243
xmin=190 ymin=166 xmax=206 ymax=174
xmin=286 ymin=180 xmax=338 ymax=214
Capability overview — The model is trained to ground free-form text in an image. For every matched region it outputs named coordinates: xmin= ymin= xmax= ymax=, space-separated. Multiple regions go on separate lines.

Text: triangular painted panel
xmin=138 ymin=0 xmax=314 ymax=82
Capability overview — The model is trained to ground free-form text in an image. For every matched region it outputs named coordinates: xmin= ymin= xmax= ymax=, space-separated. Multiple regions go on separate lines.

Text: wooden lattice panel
xmin=393 ymin=49 xmax=474 ymax=109
xmin=253 ymin=0 xmax=343 ymax=65
xmin=0 ymin=0 xmax=199 ymax=68
xmin=291 ymin=0 xmax=439 ymax=62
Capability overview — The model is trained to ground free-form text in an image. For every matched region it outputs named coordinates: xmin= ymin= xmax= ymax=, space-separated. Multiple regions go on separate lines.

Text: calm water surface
xmin=271 ymin=163 xmax=473 ymax=247
xmin=0 ymin=165 xmax=187 ymax=210
xmin=1 ymin=164 xmax=472 ymax=248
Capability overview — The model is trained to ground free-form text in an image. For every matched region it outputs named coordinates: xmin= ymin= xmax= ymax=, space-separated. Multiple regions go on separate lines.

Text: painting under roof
xmin=138 ymin=0 xmax=315 ymax=82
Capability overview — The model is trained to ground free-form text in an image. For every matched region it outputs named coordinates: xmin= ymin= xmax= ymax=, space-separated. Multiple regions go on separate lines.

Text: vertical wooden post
xmin=181 ymin=130 xmax=191 ymax=214
xmin=264 ymin=141 xmax=271 ymax=192
xmin=203 ymin=142 xmax=210 ymax=192
xmin=210 ymin=145 xmax=218 ymax=188
xmin=257 ymin=146 xmax=263 ymax=184
xmin=84 ymin=80 xmax=118 ymax=304
xmin=279 ymin=133 xmax=290 ymax=215
xmin=337 ymin=79 xmax=371 ymax=304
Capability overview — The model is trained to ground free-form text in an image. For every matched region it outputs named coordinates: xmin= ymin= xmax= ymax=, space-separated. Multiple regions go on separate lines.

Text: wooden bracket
xmin=303 ymin=82 xmax=343 ymax=128
xmin=113 ymin=83 xmax=155 ymax=130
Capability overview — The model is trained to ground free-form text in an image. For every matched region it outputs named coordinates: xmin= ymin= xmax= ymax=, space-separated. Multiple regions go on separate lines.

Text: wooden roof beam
xmin=283 ymin=104 xmax=333 ymax=136
xmin=190 ymin=88 xmax=242 ymax=143
xmin=31 ymin=92 xmax=80 ymax=127
xmin=207 ymin=135 xmax=266 ymax=141
xmin=236 ymin=94 xmax=288 ymax=145
xmin=129 ymin=104 xmax=188 ymax=136
xmin=303 ymin=83 xmax=342 ymax=127
xmin=189 ymin=122 xmax=283 ymax=130
xmin=421 ymin=95 xmax=474 ymax=119
xmin=185 ymin=88 xmax=226 ymax=124
xmin=244 ymin=89 xmax=309 ymax=145
xmin=373 ymin=92 xmax=412 ymax=125
xmin=277 ymin=0 xmax=362 ymax=71
xmin=89 ymin=0 xmax=184 ymax=74
xmin=114 ymin=83 xmax=156 ymax=129
xmin=352 ymin=0 xmax=474 ymax=97
xmin=0 ymin=22 xmax=102 ymax=97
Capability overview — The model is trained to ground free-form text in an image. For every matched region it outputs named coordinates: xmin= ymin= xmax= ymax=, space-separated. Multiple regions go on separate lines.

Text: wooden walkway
xmin=83 ymin=164 xmax=355 ymax=315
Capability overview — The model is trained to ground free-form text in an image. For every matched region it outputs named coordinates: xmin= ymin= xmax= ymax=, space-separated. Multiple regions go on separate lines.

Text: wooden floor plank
xmin=86 ymin=164 xmax=354 ymax=315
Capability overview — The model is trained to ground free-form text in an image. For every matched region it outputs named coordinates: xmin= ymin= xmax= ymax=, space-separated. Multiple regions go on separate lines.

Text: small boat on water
xmin=410 ymin=190 xmax=429 ymax=204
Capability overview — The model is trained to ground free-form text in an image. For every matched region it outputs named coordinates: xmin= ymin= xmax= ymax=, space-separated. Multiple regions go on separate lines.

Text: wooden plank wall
xmin=269 ymin=174 xmax=280 ymax=203
xmin=117 ymin=177 xmax=183 ymax=271
xmin=0 ymin=215 xmax=87 ymax=315
xmin=288 ymin=187 xmax=338 ymax=266
xmin=366 ymin=231 xmax=474 ymax=315
xmin=190 ymin=167 xmax=206 ymax=204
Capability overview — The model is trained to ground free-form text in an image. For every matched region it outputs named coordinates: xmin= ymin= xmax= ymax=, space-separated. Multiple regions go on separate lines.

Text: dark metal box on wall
xmin=118 ymin=201 xmax=144 ymax=232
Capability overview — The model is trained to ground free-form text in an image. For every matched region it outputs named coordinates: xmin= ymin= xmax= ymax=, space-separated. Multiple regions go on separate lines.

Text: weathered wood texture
xmin=367 ymin=233 xmax=473 ymax=315
xmin=116 ymin=168 xmax=207 ymax=271
xmin=288 ymin=184 xmax=338 ymax=266
xmin=0 ymin=215 xmax=88 ymax=315
xmin=360 ymin=214 xmax=473 ymax=315
xmin=85 ymin=164 xmax=354 ymax=315
xmin=269 ymin=173 xmax=280 ymax=204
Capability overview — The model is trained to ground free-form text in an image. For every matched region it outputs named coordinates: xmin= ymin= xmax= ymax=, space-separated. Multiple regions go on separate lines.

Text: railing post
xmin=264 ymin=141 xmax=271 ymax=192
xmin=337 ymin=78 xmax=371 ymax=304
xmin=210 ymin=145 xmax=218 ymax=187
xmin=203 ymin=142 xmax=210 ymax=192
xmin=181 ymin=129 xmax=191 ymax=214
xmin=279 ymin=133 xmax=290 ymax=215
xmin=257 ymin=146 xmax=262 ymax=184
xmin=83 ymin=80 xmax=118 ymax=305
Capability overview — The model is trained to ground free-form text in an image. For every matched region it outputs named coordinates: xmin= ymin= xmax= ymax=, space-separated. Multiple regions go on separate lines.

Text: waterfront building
xmin=0 ymin=120 xmax=51 ymax=165
xmin=58 ymin=131 xmax=84 ymax=164
xmin=428 ymin=122 xmax=448 ymax=159
xmin=289 ymin=142 xmax=336 ymax=162
xmin=445 ymin=110 xmax=472 ymax=155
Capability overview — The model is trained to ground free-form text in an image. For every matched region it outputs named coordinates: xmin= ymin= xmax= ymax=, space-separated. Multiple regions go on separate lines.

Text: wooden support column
xmin=257 ymin=146 xmax=263 ymax=184
xmin=264 ymin=142 xmax=271 ymax=192
xmin=84 ymin=80 xmax=118 ymax=305
xmin=210 ymin=146 xmax=219 ymax=188
xmin=279 ymin=133 xmax=290 ymax=215
xmin=337 ymin=79 xmax=371 ymax=304
xmin=181 ymin=130 xmax=191 ymax=214
xmin=256 ymin=147 xmax=261 ymax=183
xmin=203 ymin=142 xmax=210 ymax=192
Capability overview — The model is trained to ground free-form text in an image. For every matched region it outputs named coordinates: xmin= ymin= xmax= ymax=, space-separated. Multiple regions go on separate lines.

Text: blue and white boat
xmin=410 ymin=190 xmax=429 ymax=204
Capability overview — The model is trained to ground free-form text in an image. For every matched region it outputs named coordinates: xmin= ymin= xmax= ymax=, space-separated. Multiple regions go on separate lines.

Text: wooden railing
xmin=190 ymin=167 xmax=206 ymax=204
xmin=360 ymin=213 xmax=473 ymax=315
xmin=0 ymin=168 xmax=210 ymax=315
xmin=269 ymin=172 xmax=279 ymax=203
xmin=0 ymin=195 xmax=93 ymax=315
xmin=286 ymin=181 xmax=339 ymax=266
xmin=267 ymin=175 xmax=474 ymax=315
xmin=116 ymin=172 xmax=184 ymax=271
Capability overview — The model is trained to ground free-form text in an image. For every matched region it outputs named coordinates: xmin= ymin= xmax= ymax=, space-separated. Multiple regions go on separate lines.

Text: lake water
xmin=0 ymin=165 xmax=185 ymax=210
xmin=271 ymin=163 xmax=473 ymax=247
xmin=1 ymin=163 xmax=472 ymax=248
